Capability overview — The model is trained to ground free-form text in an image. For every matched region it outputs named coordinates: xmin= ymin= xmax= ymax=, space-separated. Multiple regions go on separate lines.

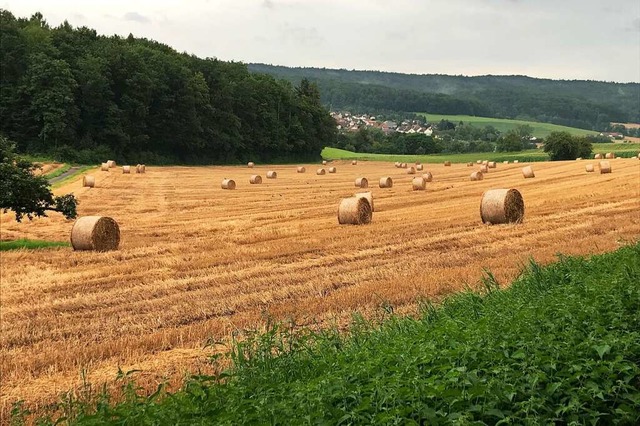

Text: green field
xmin=420 ymin=114 xmax=597 ymax=138
xmin=33 ymin=243 xmax=640 ymax=424
xmin=0 ymin=239 xmax=70 ymax=251
xmin=323 ymin=144 xmax=640 ymax=164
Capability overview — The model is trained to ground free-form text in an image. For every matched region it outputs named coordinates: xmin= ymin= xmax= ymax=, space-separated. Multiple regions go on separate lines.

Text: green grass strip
xmin=0 ymin=239 xmax=70 ymax=251
xmin=43 ymin=164 xmax=72 ymax=179
xmin=51 ymin=165 xmax=96 ymax=189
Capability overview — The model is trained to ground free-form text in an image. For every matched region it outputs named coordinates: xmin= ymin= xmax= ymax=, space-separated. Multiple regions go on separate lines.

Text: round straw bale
xmin=488 ymin=161 xmax=497 ymax=169
xmin=328 ymin=167 xmax=337 ymax=173
xmin=476 ymin=160 xmax=482 ymax=164
xmin=423 ymin=172 xmax=433 ymax=182
xmin=598 ymin=161 xmax=611 ymax=174
xmin=407 ymin=166 xmax=416 ymax=174
xmin=82 ymin=175 xmax=95 ymax=188
xmin=605 ymin=152 xmax=614 ymax=159
xmin=400 ymin=162 xmax=407 ymax=168
xmin=250 ymin=175 xmax=262 ymax=184
xmin=394 ymin=162 xmax=401 ymax=168
xmin=266 ymin=171 xmax=277 ymax=179
xmin=467 ymin=162 xmax=474 ymax=167
xmin=416 ymin=164 xmax=424 ymax=171
xmin=322 ymin=160 xmax=327 ymax=165
xmin=297 ymin=166 xmax=306 ymax=173
xmin=352 ymin=160 xmax=357 ymax=165
xmin=575 ymin=157 xmax=582 ymax=161
xmin=637 ymin=153 xmax=640 ymax=159
xmin=122 ymin=166 xmax=131 ymax=174
xmin=379 ymin=176 xmax=393 ymax=188
xmin=316 ymin=168 xmax=326 ymax=175
xmin=338 ymin=197 xmax=372 ymax=225
xmin=480 ymin=188 xmax=525 ymax=225
xmin=479 ymin=165 xmax=489 ymax=173
xmin=522 ymin=166 xmax=535 ymax=178
xmin=412 ymin=176 xmax=426 ymax=190
xmin=136 ymin=164 xmax=146 ymax=174
xmin=585 ymin=164 xmax=594 ymax=172
xmin=594 ymin=153 xmax=603 ymax=159
xmin=100 ymin=163 xmax=109 ymax=172
xmin=221 ymin=178 xmax=236 ymax=189
xmin=355 ymin=177 xmax=368 ymax=188
xmin=470 ymin=171 xmax=483 ymax=181
xmin=70 ymin=216 xmax=120 ymax=251
xmin=107 ymin=160 xmax=116 ymax=168
xmin=482 ymin=160 xmax=489 ymax=166
xmin=514 ymin=160 xmax=519 ymax=163
xmin=444 ymin=161 xmax=451 ymax=166
xmin=503 ymin=161 xmax=509 ymax=164
xmin=355 ymin=191 xmax=374 ymax=212
xmin=248 ymin=162 xmax=255 ymax=168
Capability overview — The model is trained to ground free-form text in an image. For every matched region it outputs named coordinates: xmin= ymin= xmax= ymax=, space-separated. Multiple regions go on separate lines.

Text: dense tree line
xmin=0 ymin=11 xmax=336 ymax=164
xmin=249 ymin=64 xmax=638 ymax=130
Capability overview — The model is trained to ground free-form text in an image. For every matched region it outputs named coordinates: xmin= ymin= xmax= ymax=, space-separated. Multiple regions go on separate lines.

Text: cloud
xmin=263 ymin=0 xmax=275 ymax=9
xmin=123 ymin=12 xmax=150 ymax=24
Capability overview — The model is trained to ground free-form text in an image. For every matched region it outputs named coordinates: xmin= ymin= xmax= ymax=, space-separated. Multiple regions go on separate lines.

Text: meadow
xmin=1 ymin=158 xmax=639 ymax=418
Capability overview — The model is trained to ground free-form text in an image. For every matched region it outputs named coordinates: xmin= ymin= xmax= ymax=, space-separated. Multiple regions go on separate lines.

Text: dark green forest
xmin=0 ymin=11 xmax=336 ymax=164
xmin=248 ymin=64 xmax=639 ymax=130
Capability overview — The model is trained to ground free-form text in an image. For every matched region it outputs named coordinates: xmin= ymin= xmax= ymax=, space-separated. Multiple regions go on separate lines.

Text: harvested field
xmin=1 ymin=159 xmax=639 ymax=416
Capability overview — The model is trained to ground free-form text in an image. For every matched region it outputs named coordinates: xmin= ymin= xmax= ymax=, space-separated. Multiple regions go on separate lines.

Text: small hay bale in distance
xmin=328 ymin=167 xmax=337 ymax=173
xmin=107 ymin=160 xmax=116 ymax=168
xmin=297 ymin=166 xmax=306 ymax=173
xmin=470 ymin=171 xmax=483 ymax=181
xmin=594 ymin=153 xmax=603 ymax=159
xmin=476 ymin=160 xmax=482 ymax=164
xmin=412 ymin=176 xmax=426 ymax=191
xmin=479 ymin=165 xmax=489 ymax=173
xmin=400 ymin=162 xmax=408 ymax=169
xmin=338 ymin=197 xmax=372 ymax=225
xmin=585 ymin=164 xmax=594 ymax=172
xmin=482 ymin=160 xmax=489 ymax=166
xmin=352 ymin=160 xmax=357 ymax=165
xmin=379 ymin=176 xmax=393 ymax=188
xmin=503 ymin=161 xmax=509 ymax=164
xmin=221 ymin=178 xmax=236 ymax=189
xmin=247 ymin=162 xmax=255 ymax=168
xmin=122 ymin=166 xmax=131 ymax=174
xmin=480 ymin=188 xmax=525 ymax=225
xmin=266 ymin=171 xmax=277 ymax=179
xmin=70 ymin=216 xmax=120 ymax=251
xmin=423 ymin=172 xmax=433 ymax=182
xmin=355 ymin=191 xmax=374 ymax=212
xmin=355 ymin=177 xmax=368 ymax=188
xmin=467 ymin=162 xmax=474 ymax=167
xmin=514 ymin=160 xmax=519 ymax=163
xmin=136 ymin=164 xmax=146 ymax=174
xmin=605 ymin=152 xmax=615 ymax=159
xmin=322 ymin=160 xmax=327 ymax=165
xmin=598 ymin=161 xmax=611 ymax=174
xmin=394 ymin=161 xmax=401 ymax=168
xmin=576 ymin=157 xmax=582 ymax=161
xmin=444 ymin=161 xmax=451 ymax=166
xmin=416 ymin=164 xmax=424 ymax=171
xmin=407 ymin=166 xmax=416 ymax=175
xmin=82 ymin=175 xmax=95 ymax=188
xmin=522 ymin=166 xmax=535 ymax=179
xmin=316 ymin=168 xmax=326 ymax=175
xmin=249 ymin=175 xmax=262 ymax=184
xmin=488 ymin=161 xmax=497 ymax=169
xmin=100 ymin=163 xmax=109 ymax=172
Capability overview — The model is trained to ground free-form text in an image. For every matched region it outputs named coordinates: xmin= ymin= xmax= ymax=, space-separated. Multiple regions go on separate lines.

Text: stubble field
xmin=1 ymin=158 xmax=639 ymax=416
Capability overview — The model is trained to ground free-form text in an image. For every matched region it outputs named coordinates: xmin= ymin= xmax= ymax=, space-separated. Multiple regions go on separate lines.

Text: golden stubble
xmin=1 ymin=159 xmax=639 ymax=415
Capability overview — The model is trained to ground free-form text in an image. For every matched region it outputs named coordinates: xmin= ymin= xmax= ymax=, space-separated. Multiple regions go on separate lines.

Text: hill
xmin=248 ymin=64 xmax=640 ymax=131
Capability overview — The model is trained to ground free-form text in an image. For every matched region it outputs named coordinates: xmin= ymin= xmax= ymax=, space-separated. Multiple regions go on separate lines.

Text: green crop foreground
xmin=29 ymin=242 xmax=640 ymax=425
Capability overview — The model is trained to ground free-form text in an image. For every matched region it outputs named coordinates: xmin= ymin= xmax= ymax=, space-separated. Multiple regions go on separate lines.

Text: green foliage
xmin=0 ymin=134 xmax=77 ymax=221
xmin=0 ymin=238 xmax=70 ymax=251
xmin=0 ymin=10 xmax=336 ymax=164
xmin=496 ymin=131 xmax=524 ymax=152
xmin=543 ymin=131 xmax=593 ymax=161
xmin=32 ymin=243 xmax=640 ymax=424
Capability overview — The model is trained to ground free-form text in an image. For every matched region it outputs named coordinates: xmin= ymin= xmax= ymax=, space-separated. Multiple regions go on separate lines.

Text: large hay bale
xmin=412 ymin=176 xmax=426 ymax=190
xmin=316 ymin=168 xmax=326 ymax=175
xmin=248 ymin=162 xmax=255 ymax=168
xmin=70 ymin=216 xmax=120 ymax=251
xmin=599 ymin=161 xmax=611 ymax=174
xmin=136 ymin=164 xmax=146 ymax=174
xmin=444 ymin=161 xmax=451 ymax=166
xmin=605 ymin=152 xmax=614 ymax=159
xmin=352 ymin=160 xmax=357 ymax=165
xmin=585 ymin=164 xmax=594 ymax=172
xmin=328 ymin=167 xmax=337 ymax=173
xmin=522 ymin=166 xmax=535 ymax=178
xmin=488 ymin=161 xmax=497 ymax=169
xmin=297 ymin=166 xmax=306 ymax=173
xmin=479 ymin=165 xmax=489 ymax=173
xmin=355 ymin=177 xmax=368 ymax=188
xmin=594 ymin=153 xmax=603 ymax=159
xmin=355 ymin=191 xmax=374 ymax=212
xmin=338 ymin=197 xmax=372 ymax=225
xmin=423 ymin=172 xmax=433 ymax=182
xmin=416 ymin=164 xmax=424 ymax=171
xmin=107 ymin=160 xmax=116 ymax=168
xmin=100 ymin=163 xmax=109 ymax=172
xmin=480 ymin=189 xmax=525 ymax=225
xmin=221 ymin=178 xmax=236 ymax=189
xmin=122 ymin=166 xmax=131 ymax=174
xmin=470 ymin=171 xmax=483 ymax=181
xmin=250 ymin=175 xmax=262 ymax=184
xmin=379 ymin=176 xmax=393 ymax=188
xmin=407 ymin=166 xmax=416 ymax=174
xmin=322 ymin=160 xmax=327 ymax=165
xmin=82 ymin=175 xmax=95 ymax=188
xmin=266 ymin=171 xmax=277 ymax=179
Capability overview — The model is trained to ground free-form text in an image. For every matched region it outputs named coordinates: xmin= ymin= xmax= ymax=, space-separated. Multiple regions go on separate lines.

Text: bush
xmin=543 ymin=131 xmax=592 ymax=160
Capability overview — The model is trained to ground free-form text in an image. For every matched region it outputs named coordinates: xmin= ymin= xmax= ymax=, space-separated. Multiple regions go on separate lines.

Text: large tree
xmin=0 ymin=135 xmax=77 ymax=222
xmin=543 ymin=131 xmax=592 ymax=161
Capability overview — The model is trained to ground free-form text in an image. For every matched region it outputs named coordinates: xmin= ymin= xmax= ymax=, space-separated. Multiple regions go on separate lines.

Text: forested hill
xmin=248 ymin=64 xmax=640 ymax=131
xmin=0 ymin=11 xmax=336 ymax=164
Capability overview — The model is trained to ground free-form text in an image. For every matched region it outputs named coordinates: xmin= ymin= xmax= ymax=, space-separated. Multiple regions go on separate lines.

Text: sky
xmin=2 ymin=0 xmax=639 ymax=83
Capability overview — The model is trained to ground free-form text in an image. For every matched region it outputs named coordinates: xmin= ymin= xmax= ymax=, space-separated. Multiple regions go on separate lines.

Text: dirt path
xmin=47 ymin=166 xmax=80 ymax=184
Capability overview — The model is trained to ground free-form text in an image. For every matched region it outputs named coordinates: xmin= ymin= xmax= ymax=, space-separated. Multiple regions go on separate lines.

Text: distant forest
xmin=0 ymin=11 xmax=336 ymax=164
xmin=248 ymin=64 xmax=640 ymax=131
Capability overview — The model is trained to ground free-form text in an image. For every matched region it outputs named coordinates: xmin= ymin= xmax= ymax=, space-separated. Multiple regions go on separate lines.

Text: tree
xmin=543 ymin=131 xmax=592 ymax=161
xmin=0 ymin=135 xmax=77 ymax=222
xmin=496 ymin=131 xmax=523 ymax=152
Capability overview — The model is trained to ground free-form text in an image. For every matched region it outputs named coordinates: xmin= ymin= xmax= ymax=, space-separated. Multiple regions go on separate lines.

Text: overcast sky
xmin=3 ymin=0 xmax=639 ymax=83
